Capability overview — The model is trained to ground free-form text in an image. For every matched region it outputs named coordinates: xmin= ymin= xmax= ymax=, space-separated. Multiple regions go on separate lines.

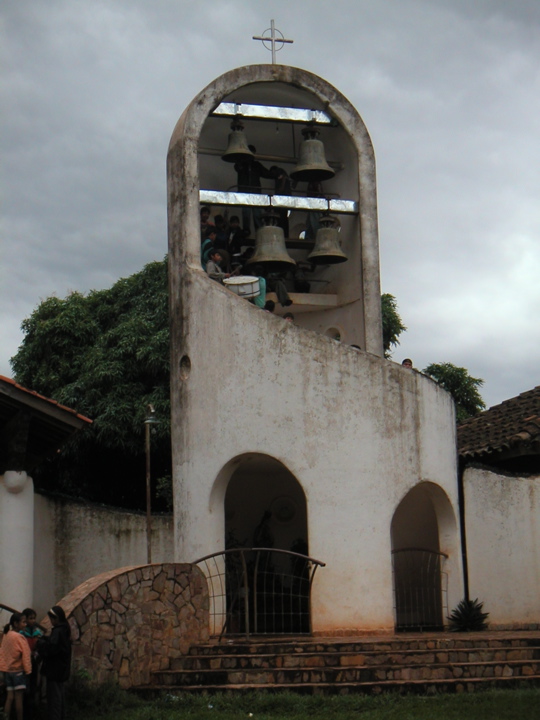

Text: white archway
xmin=205 ymin=453 xmax=311 ymax=635
xmin=391 ymin=481 xmax=460 ymax=631
xmin=223 ymin=453 xmax=308 ymax=554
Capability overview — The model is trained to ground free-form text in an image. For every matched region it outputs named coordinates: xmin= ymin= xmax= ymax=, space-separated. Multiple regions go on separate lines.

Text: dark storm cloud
xmin=1 ymin=0 xmax=539 ymax=407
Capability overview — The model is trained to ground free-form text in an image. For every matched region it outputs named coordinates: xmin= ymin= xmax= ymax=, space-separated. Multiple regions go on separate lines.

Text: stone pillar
xmin=0 ymin=471 xmax=34 ymax=609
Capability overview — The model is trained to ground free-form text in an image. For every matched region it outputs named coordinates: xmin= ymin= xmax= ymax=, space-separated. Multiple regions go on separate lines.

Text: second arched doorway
xmin=391 ymin=482 xmax=457 ymax=632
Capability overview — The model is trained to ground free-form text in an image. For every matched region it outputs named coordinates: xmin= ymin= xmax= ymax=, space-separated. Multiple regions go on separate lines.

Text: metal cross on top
xmin=253 ymin=19 xmax=293 ymax=64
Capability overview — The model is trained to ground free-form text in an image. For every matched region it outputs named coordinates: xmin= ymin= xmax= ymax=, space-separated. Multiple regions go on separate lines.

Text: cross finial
xmin=253 ymin=19 xmax=293 ymax=65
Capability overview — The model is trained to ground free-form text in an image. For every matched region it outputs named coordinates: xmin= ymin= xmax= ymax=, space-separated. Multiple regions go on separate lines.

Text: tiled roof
xmin=457 ymin=385 xmax=540 ymax=460
xmin=0 ymin=375 xmax=93 ymax=473
xmin=0 ymin=375 xmax=92 ymax=424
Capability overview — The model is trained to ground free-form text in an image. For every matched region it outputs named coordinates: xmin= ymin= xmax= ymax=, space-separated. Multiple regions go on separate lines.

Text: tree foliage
xmin=11 ymin=258 xmax=171 ymax=508
xmin=423 ymin=362 xmax=485 ymax=423
xmin=381 ymin=293 xmax=407 ymax=358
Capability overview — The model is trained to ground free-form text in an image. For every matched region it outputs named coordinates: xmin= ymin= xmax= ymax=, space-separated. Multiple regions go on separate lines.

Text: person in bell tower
xmin=234 ymin=145 xmax=273 ymax=235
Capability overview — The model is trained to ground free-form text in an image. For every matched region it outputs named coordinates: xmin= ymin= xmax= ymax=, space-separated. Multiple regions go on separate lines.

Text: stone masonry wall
xmin=44 ymin=563 xmax=209 ymax=688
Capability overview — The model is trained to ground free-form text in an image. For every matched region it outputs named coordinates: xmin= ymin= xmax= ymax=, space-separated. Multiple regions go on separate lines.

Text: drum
xmin=223 ymin=276 xmax=260 ymax=299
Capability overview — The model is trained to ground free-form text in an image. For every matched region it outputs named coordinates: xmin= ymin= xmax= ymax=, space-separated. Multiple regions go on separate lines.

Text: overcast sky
xmin=2 ymin=0 xmax=539 ymax=408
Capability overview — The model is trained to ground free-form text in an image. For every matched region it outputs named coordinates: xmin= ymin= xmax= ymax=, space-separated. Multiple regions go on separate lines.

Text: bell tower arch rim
xmin=168 ymin=64 xmax=375 ymax=155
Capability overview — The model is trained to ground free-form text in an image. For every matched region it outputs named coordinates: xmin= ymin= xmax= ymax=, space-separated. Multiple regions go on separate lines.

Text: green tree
xmin=381 ymin=293 xmax=407 ymax=357
xmin=11 ymin=258 xmax=171 ymax=509
xmin=423 ymin=362 xmax=485 ymax=423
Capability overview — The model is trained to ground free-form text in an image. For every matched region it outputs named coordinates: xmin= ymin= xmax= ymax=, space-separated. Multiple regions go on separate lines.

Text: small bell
xmin=246 ymin=212 xmax=296 ymax=271
xmin=307 ymin=215 xmax=348 ymax=265
xmin=290 ymin=126 xmax=335 ymax=183
xmin=222 ymin=119 xmax=254 ymax=163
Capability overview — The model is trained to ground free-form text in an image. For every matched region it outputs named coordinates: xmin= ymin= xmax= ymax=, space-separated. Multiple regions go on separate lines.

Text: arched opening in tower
xmin=223 ymin=453 xmax=310 ymax=634
xmin=391 ymin=482 xmax=453 ymax=632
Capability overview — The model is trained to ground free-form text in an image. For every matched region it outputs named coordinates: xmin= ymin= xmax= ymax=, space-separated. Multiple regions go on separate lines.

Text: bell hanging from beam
xmin=222 ymin=119 xmax=254 ymax=163
xmin=290 ymin=125 xmax=335 ymax=183
xmin=307 ymin=215 xmax=348 ymax=265
xmin=246 ymin=211 xmax=296 ymax=271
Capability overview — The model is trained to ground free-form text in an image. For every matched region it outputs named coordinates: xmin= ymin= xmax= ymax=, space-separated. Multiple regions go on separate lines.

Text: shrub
xmin=448 ymin=598 xmax=489 ymax=632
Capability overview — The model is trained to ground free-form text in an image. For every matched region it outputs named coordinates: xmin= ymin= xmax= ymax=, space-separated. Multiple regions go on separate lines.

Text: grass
xmin=61 ymin=680 xmax=540 ymax=720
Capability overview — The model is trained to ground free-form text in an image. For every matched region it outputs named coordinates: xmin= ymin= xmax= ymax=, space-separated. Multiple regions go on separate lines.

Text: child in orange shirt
xmin=0 ymin=613 xmax=31 ymax=720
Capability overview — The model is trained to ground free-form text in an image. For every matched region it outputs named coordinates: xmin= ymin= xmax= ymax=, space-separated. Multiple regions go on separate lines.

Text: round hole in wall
xmin=325 ymin=327 xmax=342 ymax=342
xmin=179 ymin=355 xmax=191 ymax=380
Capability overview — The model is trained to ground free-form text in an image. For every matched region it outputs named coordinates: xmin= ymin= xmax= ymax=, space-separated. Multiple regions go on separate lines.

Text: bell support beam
xmin=199 ymin=189 xmax=358 ymax=214
xmin=211 ymin=102 xmax=334 ymax=125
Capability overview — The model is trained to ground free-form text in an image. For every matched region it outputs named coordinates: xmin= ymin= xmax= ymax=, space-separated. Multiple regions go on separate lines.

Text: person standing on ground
xmin=20 ymin=609 xmax=42 ymax=720
xmin=0 ymin=613 xmax=31 ymax=720
xmin=38 ymin=606 xmax=71 ymax=720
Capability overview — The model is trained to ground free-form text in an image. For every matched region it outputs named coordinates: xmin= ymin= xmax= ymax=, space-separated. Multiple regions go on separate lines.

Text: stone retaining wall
xmin=46 ymin=563 xmax=209 ymax=688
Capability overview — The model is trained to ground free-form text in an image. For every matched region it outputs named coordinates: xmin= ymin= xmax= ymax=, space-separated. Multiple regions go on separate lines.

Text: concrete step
xmin=154 ymin=658 xmax=540 ymax=686
xmin=188 ymin=636 xmax=540 ymax=656
xmin=178 ymin=646 xmax=539 ymax=671
xmin=136 ymin=674 xmax=540 ymax=696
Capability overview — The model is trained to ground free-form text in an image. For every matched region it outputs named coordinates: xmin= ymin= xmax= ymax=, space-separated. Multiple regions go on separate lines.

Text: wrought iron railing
xmin=193 ymin=547 xmax=325 ymax=639
xmin=392 ymin=548 xmax=448 ymax=631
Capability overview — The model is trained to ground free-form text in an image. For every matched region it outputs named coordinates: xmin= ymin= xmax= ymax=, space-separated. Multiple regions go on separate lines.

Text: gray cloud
xmin=2 ymin=0 xmax=539 ymax=408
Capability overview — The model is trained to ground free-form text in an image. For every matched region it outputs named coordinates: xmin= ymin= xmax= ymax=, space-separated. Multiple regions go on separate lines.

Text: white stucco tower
xmin=168 ymin=65 xmax=463 ymax=634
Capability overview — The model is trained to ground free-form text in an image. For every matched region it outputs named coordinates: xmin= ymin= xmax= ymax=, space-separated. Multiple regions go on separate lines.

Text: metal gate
xmin=392 ymin=548 xmax=448 ymax=631
xmin=194 ymin=547 xmax=325 ymax=639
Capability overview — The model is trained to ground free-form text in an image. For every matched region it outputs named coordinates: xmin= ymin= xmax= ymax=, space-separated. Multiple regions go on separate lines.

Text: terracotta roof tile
xmin=457 ymin=385 xmax=540 ymax=459
xmin=0 ymin=375 xmax=92 ymax=424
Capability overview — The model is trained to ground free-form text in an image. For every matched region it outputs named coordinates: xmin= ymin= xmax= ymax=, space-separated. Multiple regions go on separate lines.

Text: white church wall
xmin=464 ymin=467 xmax=539 ymax=627
xmin=32 ymin=493 xmax=173 ymax=618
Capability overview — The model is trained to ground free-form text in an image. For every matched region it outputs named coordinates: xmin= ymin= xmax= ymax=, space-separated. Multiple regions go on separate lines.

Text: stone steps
xmin=155 ymin=658 xmax=540 ymax=686
xmin=178 ymin=646 xmax=539 ymax=671
xmin=139 ymin=675 xmax=540 ymax=696
xmin=187 ymin=636 xmax=539 ymax=656
xmin=135 ymin=633 xmax=540 ymax=696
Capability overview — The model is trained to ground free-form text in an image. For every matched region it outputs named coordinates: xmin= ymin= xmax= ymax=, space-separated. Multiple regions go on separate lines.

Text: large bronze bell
xmin=246 ymin=212 xmax=296 ymax=271
xmin=290 ymin=126 xmax=335 ymax=183
xmin=307 ymin=215 xmax=348 ymax=264
xmin=222 ymin=119 xmax=254 ymax=163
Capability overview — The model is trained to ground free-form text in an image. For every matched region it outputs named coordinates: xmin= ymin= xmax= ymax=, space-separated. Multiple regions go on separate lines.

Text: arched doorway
xmin=200 ymin=454 xmax=314 ymax=637
xmin=225 ymin=454 xmax=308 ymax=554
xmin=391 ymin=482 xmax=455 ymax=631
